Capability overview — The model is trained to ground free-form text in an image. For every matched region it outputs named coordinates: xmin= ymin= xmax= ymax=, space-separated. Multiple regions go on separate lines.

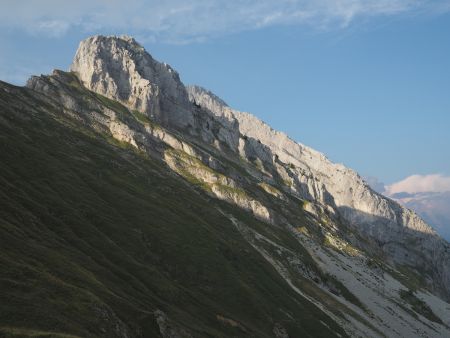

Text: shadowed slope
xmin=0 ymin=81 xmax=345 ymax=337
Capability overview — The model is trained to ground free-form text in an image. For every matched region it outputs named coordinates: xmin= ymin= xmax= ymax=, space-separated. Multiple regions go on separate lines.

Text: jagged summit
xmin=70 ymin=35 xmax=193 ymax=128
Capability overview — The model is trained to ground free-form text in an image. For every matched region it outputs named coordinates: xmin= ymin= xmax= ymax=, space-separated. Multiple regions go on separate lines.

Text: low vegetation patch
xmin=258 ymin=182 xmax=282 ymax=198
xmin=323 ymin=233 xmax=360 ymax=257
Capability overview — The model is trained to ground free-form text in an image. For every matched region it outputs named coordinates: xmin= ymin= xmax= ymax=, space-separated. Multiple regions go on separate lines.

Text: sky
xmin=1 ymin=0 xmax=450 ymax=188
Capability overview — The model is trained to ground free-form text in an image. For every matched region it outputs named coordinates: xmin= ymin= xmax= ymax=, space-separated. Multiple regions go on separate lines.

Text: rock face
xmin=70 ymin=35 xmax=193 ymax=128
xmin=187 ymin=84 xmax=450 ymax=298
xmin=187 ymin=85 xmax=432 ymax=234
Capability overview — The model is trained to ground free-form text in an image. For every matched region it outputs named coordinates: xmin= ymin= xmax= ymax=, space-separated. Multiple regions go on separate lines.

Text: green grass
xmin=92 ymin=92 xmax=130 ymax=116
xmin=323 ymin=233 xmax=360 ymax=257
xmin=0 ymin=80 xmax=347 ymax=337
xmin=258 ymin=182 xmax=282 ymax=198
xmin=131 ymin=110 xmax=152 ymax=125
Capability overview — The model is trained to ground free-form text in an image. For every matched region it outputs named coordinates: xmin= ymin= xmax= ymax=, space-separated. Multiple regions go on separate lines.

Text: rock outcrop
xmin=70 ymin=35 xmax=193 ymax=128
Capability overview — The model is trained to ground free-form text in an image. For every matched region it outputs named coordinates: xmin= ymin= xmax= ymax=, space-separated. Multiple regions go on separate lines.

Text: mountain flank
xmin=1 ymin=35 xmax=450 ymax=337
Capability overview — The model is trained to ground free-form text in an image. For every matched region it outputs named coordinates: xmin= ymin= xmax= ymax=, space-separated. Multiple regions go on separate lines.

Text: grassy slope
xmin=0 ymin=83 xmax=346 ymax=337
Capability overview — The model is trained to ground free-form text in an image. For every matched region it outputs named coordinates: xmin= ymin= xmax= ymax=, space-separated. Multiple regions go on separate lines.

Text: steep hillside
xmin=1 ymin=35 xmax=450 ymax=337
xmin=0 ymin=79 xmax=346 ymax=337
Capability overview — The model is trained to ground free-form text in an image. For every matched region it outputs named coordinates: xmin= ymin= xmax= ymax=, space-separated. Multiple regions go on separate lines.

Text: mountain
xmin=1 ymin=35 xmax=450 ymax=337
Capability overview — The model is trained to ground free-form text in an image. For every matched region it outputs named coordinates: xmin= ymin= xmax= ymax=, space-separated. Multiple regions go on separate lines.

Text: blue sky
xmin=1 ymin=0 xmax=449 ymax=186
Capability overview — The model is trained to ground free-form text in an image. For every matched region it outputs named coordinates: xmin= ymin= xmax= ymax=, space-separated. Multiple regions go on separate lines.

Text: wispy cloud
xmin=0 ymin=0 xmax=449 ymax=43
xmin=385 ymin=174 xmax=450 ymax=195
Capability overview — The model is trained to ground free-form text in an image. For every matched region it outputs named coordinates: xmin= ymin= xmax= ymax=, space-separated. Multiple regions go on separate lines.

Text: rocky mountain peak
xmin=28 ymin=34 xmax=450 ymax=303
xmin=70 ymin=35 xmax=193 ymax=128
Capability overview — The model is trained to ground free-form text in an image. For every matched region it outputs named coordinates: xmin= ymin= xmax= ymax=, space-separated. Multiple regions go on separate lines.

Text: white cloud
xmin=35 ymin=20 xmax=72 ymax=38
xmin=0 ymin=0 xmax=449 ymax=42
xmin=385 ymin=174 xmax=450 ymax=195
